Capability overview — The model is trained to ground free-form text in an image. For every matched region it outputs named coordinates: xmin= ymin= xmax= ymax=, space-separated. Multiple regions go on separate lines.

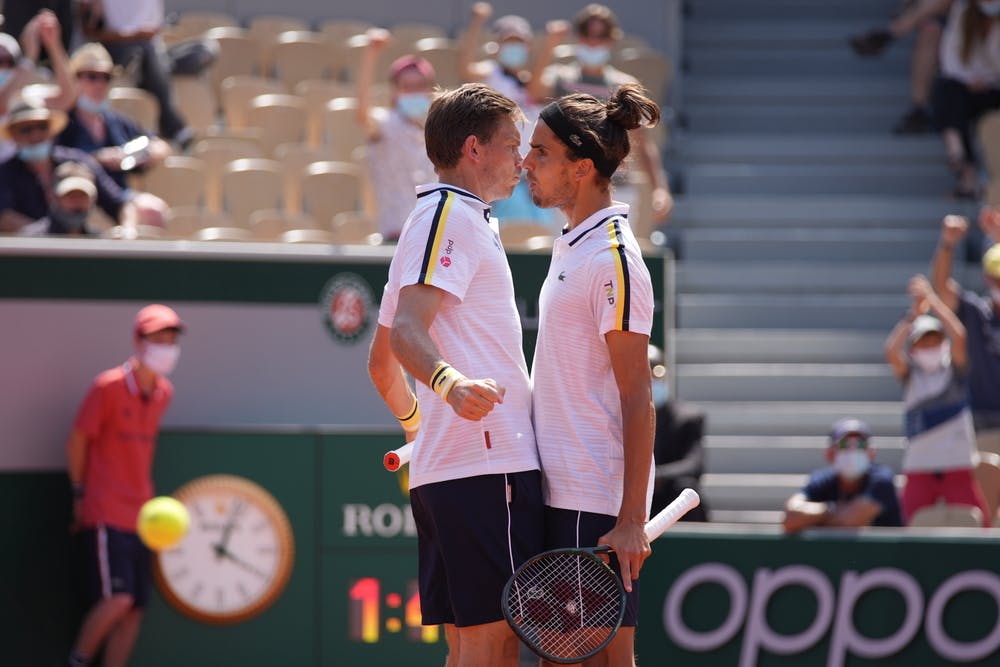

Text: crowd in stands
xmin=0 ymin=2 xmax=673 ymax=244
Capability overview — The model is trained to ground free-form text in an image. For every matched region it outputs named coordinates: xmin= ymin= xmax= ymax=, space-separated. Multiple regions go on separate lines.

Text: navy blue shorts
xmin=79 ymin=526 xmax=152 ymax=608
xmin=544 ymin=506 xmax=641 ymax=627
xmin=410 ymin=470 xmax=544 ymax=627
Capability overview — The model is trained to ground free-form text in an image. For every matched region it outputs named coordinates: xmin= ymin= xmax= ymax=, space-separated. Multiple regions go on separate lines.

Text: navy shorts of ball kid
xmin=544 ymin=506 xmax=641 ymax=627
xmin=410 ymin=469 xmax=544 ymax=627
xmin=79 ymin=525 xmax=152 ymax=608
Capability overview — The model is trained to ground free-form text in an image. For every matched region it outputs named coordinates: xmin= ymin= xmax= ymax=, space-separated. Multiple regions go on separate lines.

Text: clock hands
xmin=213 ymin=545 xmax=271 ymax=581
xmin=214 ymin=499 xmax=245 ymax=559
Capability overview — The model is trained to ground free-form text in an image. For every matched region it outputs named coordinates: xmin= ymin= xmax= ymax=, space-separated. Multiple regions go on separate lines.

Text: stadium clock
xmin=154 ymin=474 xmax=295 ymax=624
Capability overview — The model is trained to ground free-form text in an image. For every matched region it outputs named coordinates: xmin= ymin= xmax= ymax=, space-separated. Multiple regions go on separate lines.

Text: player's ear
xmin=573 ymin=158 xmax=593 ymax=182
xmin=463 ymin=134 xmax=479 ymax=162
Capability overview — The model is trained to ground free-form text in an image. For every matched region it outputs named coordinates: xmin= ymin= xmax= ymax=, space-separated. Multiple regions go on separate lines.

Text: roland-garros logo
xmin=321 ymin=273 xmax=374 ymax=344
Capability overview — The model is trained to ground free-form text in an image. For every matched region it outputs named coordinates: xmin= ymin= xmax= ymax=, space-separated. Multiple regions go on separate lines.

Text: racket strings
xmin=506 ymin=552 xmax=623 ymax=660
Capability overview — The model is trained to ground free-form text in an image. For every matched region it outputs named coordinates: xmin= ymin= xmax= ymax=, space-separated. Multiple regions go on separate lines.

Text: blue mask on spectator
xmin=18 ymin=140 xmax=52 ymax=163
xmin=0 ymin=70 xmax=11 ymax=87
xmin=397 ymin=93 xmax=430 ymax=121
xmin=77 ymin=94 xmax=109 ymax=114
xmin=50 ymin=208 xmax=88 ymax=233
xmin=576 ymin=44 xmax=611 ymax=67
xmin=498 ymin=42 xmax=530 ymax=70
xmin=651 ymin=379 xmax=670 ymax=408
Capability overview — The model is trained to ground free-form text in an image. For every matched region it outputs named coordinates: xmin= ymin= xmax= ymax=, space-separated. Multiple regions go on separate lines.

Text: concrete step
xmin=684 ymin=77 xmax=909 ymax=106
xmin=704 ymin=434 xmax=905 ymax=474
xmin=675 ymin=262 xmax=987 ymax=294
xmin=674 ymin=134 xmax=943 ymax=165
xmin=670 ymin=194 xmax=976 ymax=228
xmin=677 ymin=293 xmax=907 ymax=329
xmin=688 ymin=0 xmax=899 ymax=22
xmin=675 ymin=363 xmax=899 ymax=402
xmin=676 ymin=262 xmax=919 ymax=294
xmin=681 ymin=228 xmax=939 ymax=261
xmin=675 ymin=329 xmax=888 ymax=363
xmin=686 ymin=46 xmax=909 ymax=78
xmin=684 ymin=104 xmax=932 ymax=135
xmin=701 ymin=473 xmax=806 ymax=512
xmin=686 ymin=20 xmax=908 ymax=50
xmin=697 ymin=400 xmax=904 ymax=436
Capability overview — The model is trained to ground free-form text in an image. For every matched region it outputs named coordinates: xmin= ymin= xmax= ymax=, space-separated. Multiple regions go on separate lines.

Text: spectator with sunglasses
xmin=885 ymin=275 xmax=992 ymax=526
xmin=55 ymin=42 xmax=173 ymax=189
xmin=783 ymin=418 xmax=904 ymax=533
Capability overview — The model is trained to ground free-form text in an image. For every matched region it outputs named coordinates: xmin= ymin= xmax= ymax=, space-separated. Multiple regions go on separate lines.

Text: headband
xmin=539 ymin=101 xmax=618 ymax=178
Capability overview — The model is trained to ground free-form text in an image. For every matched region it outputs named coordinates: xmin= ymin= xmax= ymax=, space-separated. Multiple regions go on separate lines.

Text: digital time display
xmin=348 ymin=577 xmax=441 ymax=644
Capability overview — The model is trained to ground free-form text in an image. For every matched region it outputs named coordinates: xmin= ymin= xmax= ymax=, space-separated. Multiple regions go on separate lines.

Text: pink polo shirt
xmin=74 ymin=360 xmax=173 ymax=532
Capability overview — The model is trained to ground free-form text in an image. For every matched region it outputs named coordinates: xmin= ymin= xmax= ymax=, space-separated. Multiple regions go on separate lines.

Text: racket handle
xmin=383 ymin=443 xmax=414 ymax=472
xmin=644 ymin=488 xmax=700 ymax=541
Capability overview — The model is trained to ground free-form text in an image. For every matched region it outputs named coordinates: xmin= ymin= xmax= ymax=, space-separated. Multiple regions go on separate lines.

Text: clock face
xmin=154 ymin=475 xmax=295 ymax=624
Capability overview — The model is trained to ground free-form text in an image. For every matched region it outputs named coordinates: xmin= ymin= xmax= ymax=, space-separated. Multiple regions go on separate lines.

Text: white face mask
xmin=911 ymin=342 xmax=950 ymax=373
xmin=576 ymin=44 xmax=611 ymax=67
xmin=142 ymin=343 xmax=180 ymax=376
xmin=834 ymin=449 xmax=871 ymax=481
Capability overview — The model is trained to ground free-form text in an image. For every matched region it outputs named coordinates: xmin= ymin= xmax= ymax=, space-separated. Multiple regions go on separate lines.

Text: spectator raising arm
xmin=931 ymin=214 xmax=968 ymax=312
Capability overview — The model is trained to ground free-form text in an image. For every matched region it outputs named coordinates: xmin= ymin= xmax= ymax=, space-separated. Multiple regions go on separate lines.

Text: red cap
xmin=134 ymin=304 xmax=185 ymax=337
xmin=389 ymin=55 xmax=435 ymax=83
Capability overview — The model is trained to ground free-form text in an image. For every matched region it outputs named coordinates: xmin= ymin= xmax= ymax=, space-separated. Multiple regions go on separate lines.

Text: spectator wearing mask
xmin=528 ymin=3 xmax=673 ymax=225
xmin=783 ymin=418 xmax=904 ymax=533
xmin=18 ymin=162 xmax=98 ymax=236
xmin=67 ymin=304 xmax=184 ymax=667
xmin=932 ymin=213 xmax=1000 ymax=455
xmin=0 ymin=97 xmax=168 ymax=234
xmin=885 ymin=275 xmax=991 ymax=526
xmin=77 ymin=0 xmax=193 ymax=147
xmin=459 ymin=3 xmax=559 ymax=229
xmin=56 ymin=42 xmax=173 ymax=189
xmin=933 ymin=0 xmax=1000 ymax=198
xmin=0 ymin=10 xmax=75 ymax=117
xmin=355 ymin=29 xmax=436 ymax=242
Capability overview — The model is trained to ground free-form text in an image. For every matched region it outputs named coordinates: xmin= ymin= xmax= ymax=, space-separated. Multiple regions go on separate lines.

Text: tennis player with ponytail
xmin=524 ymin=83 xmax=660 ymax=666
xmin=367 ymin=83 xmax=542 ymax=667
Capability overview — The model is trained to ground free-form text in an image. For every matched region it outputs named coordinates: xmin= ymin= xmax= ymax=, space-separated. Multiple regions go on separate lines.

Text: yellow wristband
xmin=396 ymin=396 xmax=421 ymax=433
xmin=430 ymin=362 xmax=464 ymax=401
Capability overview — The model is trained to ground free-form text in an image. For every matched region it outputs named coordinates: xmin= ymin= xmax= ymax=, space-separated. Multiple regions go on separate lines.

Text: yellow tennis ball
xmin=137 ymin=496 xmax=190 ymax=551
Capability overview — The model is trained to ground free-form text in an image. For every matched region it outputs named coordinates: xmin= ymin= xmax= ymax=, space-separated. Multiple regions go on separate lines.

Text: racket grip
xmin=383 ymin=443 xmax=414 ymax=472
xmin=644 ymin=488 xmax=700 ymax=541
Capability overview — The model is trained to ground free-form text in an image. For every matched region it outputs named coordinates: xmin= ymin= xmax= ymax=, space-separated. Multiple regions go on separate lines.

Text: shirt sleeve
xmin=72 ymin=382 xmax=107 ymax=441
xmin=862 ymin=468 xmax=899 ymax=509
xmin=394 ymin=193 xmax=480 ymax=303
xmin=802 ymin=468 xmax=837 ymax=503
xmin=589 ymin=235 xmax=654 ymax=337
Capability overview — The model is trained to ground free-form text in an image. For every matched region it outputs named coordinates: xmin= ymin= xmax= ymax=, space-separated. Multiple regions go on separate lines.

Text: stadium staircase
xmin=669 ymin=0 xmax=980 ymax=523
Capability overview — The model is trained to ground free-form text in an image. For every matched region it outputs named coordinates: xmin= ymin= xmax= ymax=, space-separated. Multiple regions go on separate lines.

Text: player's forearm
xmin=66 ymin=431 xmax=88 ymax=486
xmin=389 ymin=319 xmax=448 ymax=391
xmin=369 ymin=325 xmax=418 ymax=419
xmin=617 ymin=391 xmax=655 ymax=524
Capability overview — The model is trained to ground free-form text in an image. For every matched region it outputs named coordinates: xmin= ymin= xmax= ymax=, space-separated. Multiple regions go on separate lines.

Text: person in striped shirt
xmin=368 ymin=83 xmax=542 ymax=667
xmin=523 ymin=83 xmax=659 ymax=666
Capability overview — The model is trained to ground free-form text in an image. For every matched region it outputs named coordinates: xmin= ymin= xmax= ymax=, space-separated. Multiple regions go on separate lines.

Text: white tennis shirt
xmin=379 ymin=183 xmax=540 ymax=489
xmin=531 ymin=204 xmax=655 ymax=517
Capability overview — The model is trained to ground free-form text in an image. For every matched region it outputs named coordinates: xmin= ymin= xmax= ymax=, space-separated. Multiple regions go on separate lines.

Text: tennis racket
xmin=383 ymin=443 xmax=413 ymax=471
xmin=502 ymin=488 xmax=700 ymax=664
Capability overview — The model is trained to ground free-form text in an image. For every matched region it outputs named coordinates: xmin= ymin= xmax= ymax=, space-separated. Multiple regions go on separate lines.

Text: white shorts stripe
xmin=504 ymin=473 xmax=516 ymax=576
xmin=97 ymin=524 xmax=111 ymax=598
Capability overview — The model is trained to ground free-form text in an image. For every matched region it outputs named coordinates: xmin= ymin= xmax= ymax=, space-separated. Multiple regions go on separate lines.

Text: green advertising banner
xmin=638 ymin=529 xmax=1000 ymax=667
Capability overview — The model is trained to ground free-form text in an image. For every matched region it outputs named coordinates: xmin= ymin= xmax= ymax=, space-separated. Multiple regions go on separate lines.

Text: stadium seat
xmin=500 ymin=222 xmax=555 ymax=248
xmin=271 ymin=31 xmax=331 ymax=87
xmin=142 ymin=156 xmax=207 ymax=209
xmin=273 ymin=142 xmax=334 ymax=212
xmin=174 ymin=11 xmax=238 ymax=37
xmin=108 ymin=87 xmax=159 ymax=132
xmin=220 ymin=75 xmax=286 ymax=129
xmin=164 ymin=207 xmax=234 ymax=238
xmin=172 ymin=76 xmax=217 ymax=136
xmin=300 ymin=161 xmax=362 ymax=227
xmin=294 ymin=79 xmax=356 ymax=144
xmin=616 ymin=49 xmax=672 ymax=104
xmin=193 ymin=226 xmax=254 ymax=242
xmin=246 ymin=93 xmax=308 ymax=154
xmin=332 ymin=210 xmax=380 ymax=244
xmin=415 ymin=37 xmax=460 ymax=88
xmin=192 ymin=137 xmax=264 ymax=212
xmin=323 ymin=97 xmax=366 ymax=160
xmin=248 ymin=209 xmax=318 ymax=240
xmin=221 ymin=158 xmax=285 ymax=227
xmin=281 ymin=228 xmax=337 ymax=244
xmin=247 ymin=15 xmax=310 ymax=73
xmin=205 ymin=27 xmax=258 ymax=93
